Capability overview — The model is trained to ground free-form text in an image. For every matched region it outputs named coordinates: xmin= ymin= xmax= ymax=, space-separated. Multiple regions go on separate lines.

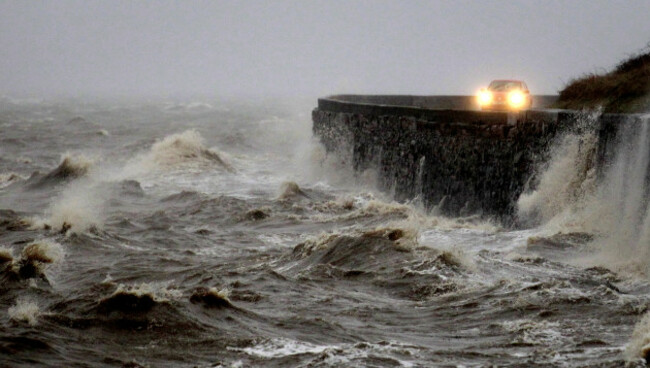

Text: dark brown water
xmin=1 ymin=97 xmax=649 ymax=367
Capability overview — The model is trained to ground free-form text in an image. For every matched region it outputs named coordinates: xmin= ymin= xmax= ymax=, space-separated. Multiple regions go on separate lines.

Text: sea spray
xmin=413 ymin=156 xmax=426 ymax=208
xmin=517 ymin=111 xmax=600 ymax=227
xmin=8 ymin=299 xmax=40 ymax=326
xmin=625 ymin=311 xmax=650 ymax=363
xmin=47 ymin=180 xmax=105 ymax=234
xmin=586 ymin=118 xmax=650 ymax=275
xmin=518 ymin=113 xmax=650 ymax=276
xmin=307 ymin=134 xmax=361 ymax=188
xmin=5 ymin=97 xmax=647 ymax=367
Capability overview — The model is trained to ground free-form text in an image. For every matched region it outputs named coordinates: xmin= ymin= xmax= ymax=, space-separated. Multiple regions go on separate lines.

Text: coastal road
xmin=322 ymin=95 xmax=559 ymax=111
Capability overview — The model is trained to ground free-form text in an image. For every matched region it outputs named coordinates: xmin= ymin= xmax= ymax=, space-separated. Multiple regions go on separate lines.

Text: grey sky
xmin=1 ymin=0 xmax=649 ymax=98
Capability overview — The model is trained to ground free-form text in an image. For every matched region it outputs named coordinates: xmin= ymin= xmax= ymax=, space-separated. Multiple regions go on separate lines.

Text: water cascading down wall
xmin=311 ymin=95 xmax=645 ymax=223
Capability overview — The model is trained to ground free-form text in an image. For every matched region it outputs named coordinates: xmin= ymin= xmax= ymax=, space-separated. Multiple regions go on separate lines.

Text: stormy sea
xmin=2 ymin=96 xmax=650 ymax=368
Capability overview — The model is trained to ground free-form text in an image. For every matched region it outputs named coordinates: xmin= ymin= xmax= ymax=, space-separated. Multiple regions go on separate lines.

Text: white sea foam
xmin=353 ymin=195 xmax=500 ymax=232
xmin=625 ymin=312 xmax=650 ymax=362
xmin=257 ymin=234 xmax=296 ymax=248
xmin=8 ymin=299 xmax=40 ymax=326
xmin=112 ymin=281 xmax=182 ymax=302
xmin=231 ymin=337 xmax=331 ymax=358
xmin=229 ymin=337 xmax=419 ymax=366
xmin=501 ymin=319 xmax=564 ymax=346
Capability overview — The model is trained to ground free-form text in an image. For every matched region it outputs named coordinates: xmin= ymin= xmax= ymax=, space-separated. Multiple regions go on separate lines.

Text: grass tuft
xmin=555 ymin=44 xmax=650 ymax=113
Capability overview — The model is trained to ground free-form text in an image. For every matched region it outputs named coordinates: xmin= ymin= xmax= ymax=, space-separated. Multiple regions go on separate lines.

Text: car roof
xmin=490 ymin=79 xmax=524 ymax=83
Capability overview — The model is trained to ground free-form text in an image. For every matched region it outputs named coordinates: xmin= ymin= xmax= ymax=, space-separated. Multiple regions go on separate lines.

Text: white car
xmin=477 ymin=80 xmax=533 ymax=111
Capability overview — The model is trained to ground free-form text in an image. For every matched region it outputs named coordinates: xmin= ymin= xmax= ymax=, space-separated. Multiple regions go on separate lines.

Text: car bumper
xmin=480 ymin=100 xmax=531 ymax=111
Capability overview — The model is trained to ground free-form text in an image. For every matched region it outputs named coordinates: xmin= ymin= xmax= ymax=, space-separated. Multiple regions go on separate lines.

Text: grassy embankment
xmin=555 ymin=46 xmax=650 ymax=113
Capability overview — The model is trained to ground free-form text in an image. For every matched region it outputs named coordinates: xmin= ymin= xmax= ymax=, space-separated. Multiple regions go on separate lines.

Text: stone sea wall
xmin=312 ymin=95 xmax=637 ymax=222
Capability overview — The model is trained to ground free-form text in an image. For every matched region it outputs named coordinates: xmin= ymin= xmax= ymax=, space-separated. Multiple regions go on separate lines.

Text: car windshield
xmin=488 ymin=81 xmax=521 ymax=92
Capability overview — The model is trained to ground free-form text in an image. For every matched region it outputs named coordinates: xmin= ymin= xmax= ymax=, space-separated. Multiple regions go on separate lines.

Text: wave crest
xmin=0 ymin=246 xmax=13 ymax=264
xmin=148 ymin=130 xmax=233 ymax=170
xmin=190 ymin=287 xmax=233 ymax=308
xmin=0 ymin=172 xmax=25 ymax=188
xmin=12 ymin=240 xmax=64 ymax=280
xmin=278 ymin=181 xmax=309 ymax=200
xmin=1 ymin=240 xmax=63 ymax=282
xmin=98 ymin=282 xmax=182 ymax=313
xmin=22 ymin=241 xmax=63 ymax=264
xmin=8 ymin=299 xmax=40 ymax=326
xmin=30 ymin=154 xmax=94 ymax=188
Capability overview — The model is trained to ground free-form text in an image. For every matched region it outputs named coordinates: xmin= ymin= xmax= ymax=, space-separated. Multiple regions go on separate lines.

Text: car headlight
xmin=478 ymin=90 xmax=492 ymax=105
xmin=508 ymin=91 xmax=525 ymax=107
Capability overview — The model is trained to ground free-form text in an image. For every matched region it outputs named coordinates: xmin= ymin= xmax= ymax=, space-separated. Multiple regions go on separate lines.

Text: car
xmin=477 ymin=80 xmax=533 ymax=111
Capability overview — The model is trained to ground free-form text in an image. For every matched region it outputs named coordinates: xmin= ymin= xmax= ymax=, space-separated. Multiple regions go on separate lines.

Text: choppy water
xmin=1 ymin=96 xmax=650 ymax=367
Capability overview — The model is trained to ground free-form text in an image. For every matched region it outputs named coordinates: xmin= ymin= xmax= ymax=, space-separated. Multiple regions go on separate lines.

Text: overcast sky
xmin=1 ymin=0 xmax=649 ymax=99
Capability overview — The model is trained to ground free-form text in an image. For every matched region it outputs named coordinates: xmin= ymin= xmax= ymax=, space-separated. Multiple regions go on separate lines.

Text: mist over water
xmin=2 ymin=97 xmax=650 ymax=366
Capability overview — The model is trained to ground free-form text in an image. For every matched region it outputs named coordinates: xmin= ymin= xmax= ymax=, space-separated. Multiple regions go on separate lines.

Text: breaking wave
xmin=8 ymin=299 xmax=40 ymax=326
xmin=517 ymin=114 xmax=650 ymax=276
xmin=98 ymin=282 xmax=182 ymax=313
xmin=285 ymin=221 xmax=476 ymax=286
xmin=145 ymin=130 xmax=233 ymax=170
xmin=21 ymin=241 xmax=64 ymax=264
xmin=1 ymin=240 xmax=64 ymax=281
xmin=6 ymin=97 xmax=646 ymax=367
xmin=115 ymin=129 xmax=235 ymax=181
xmin=277 ymin=181 xmax=309 ymax=201
xmin=29 ymin=154 xmax=94 ymax=188
xmin=0 ymin=172 xmax=25 ymax=188
xmin=285 ymin=230 xmax=417 ymax=281
xmin=190 ymin=287 xmax=233 ymax=308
